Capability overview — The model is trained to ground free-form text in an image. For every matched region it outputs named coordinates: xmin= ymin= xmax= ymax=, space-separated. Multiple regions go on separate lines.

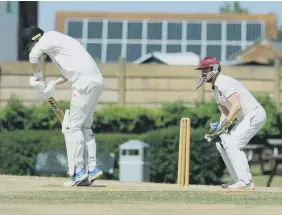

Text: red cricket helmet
xmin=195 ymin=56 xmax=221 ymax=70
xmin=195 ymin=57 xmax=221 ymax=89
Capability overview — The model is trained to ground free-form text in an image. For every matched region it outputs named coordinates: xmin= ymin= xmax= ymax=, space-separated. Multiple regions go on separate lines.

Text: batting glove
xmin=29 ymin=73 xmax=45 ymax=92
xmin=38 ymin=80 xmax=56 ymax=99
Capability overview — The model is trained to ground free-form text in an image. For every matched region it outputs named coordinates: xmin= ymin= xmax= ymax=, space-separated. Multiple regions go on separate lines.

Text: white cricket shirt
xmin=213 ymin=73 xmax=261 ymax=121
xmin=29 ymin=31 xmax=103 ymax=91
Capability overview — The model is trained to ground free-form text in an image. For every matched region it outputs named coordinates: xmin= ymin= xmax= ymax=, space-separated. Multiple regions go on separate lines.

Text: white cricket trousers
xmin=70 ymin=84 xmax=103 ymax=129
xmin=220 ymin=105 xmax=267 ymax=184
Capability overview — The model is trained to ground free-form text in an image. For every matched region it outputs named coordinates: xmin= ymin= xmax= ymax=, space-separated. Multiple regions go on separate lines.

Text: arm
xmin=226 ymin=93 xmax=241 ymax=122
xmin=30 ymin=42 xmax=68 ymax=87
xmin=29 ymin=40 xmax=45 ymax=72
xmin=54 ymin=75 xmax=68 ymax=86
xmin=31 ymin=62 xmax=41 ymax=74
xmin=39 ymin=75 xmax=68 ymax=98
xmin=218 ymin=104 xmax=229 ymax=122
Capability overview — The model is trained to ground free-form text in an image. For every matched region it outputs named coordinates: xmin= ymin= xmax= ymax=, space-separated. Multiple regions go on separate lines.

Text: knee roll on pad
xmin=82 ymin=128 xmax=96 ymax=142
xmin=62 ymin=109 xmax=71 ymax=133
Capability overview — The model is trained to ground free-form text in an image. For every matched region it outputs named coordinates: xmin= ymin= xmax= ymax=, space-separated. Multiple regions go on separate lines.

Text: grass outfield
xmin=1 ymin=190 xmax=282 ymax=205
xmin=1 ymin=175 xmax=282 ymax=215
xmin=0 ymin=174 xmax=282 ymax=205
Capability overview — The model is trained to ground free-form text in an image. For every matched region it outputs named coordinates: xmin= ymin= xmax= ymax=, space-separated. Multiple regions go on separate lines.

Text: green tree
xmin=219 ymin=1 xmax=248 ymax=13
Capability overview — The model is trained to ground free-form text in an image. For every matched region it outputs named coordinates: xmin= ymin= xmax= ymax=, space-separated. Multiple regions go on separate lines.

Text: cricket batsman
xmin=21 ymin=26 xmax=104 ymax=187
xmin=195 ymin=57 xmax=267 ymax=190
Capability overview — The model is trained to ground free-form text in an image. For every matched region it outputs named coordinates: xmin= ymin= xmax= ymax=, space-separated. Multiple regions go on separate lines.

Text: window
xmin=226 ymin=46 xmax=241 ymax=59
xmin=167 ymin=45 xmax=181 ymax=53
xmin=147 ymin=44 xmax=162 ymax=53
xmin=247 ymin=23 xmax=262 ymax=41
xmin=187 ymin=23 xmax=201 ymax=40
xmin=107 ymin=22 xmax=123 ymax=39
xmin=147 ymin=22 xmax=162 ymax=40
xmin=206 ymin=45 xmax=221 ymax=61
xmin=106 ymin=44 xmax=122 ymax=62
xmin=167 ymin=22 xmax=182 ymax=40
xmin=87 ymin=43 xmax=102 ymax=61
xmin=122 ymin=149 xmax=139 ymax=156
xmin=67 ymin=21 xmax=83 ymax=39
xmin=227 ymin=23 xmax=241 ymax=41
xmin=127 ymin=22 xmax=142 ymax=39
xmin=88 ymin=21 xmax=103 ymax=39
xmin=126 ymin=44 xmax=142 ymax=62
xmin=207 ymin=23 xmax=221 ymax=41
xmin=128 ymin=150 xmax=139 ymax=156
xmin=186 ymin=45 xmax=201 ymax=56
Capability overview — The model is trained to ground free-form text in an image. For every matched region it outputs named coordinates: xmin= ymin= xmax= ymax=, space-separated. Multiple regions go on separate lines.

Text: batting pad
xmin=216 ymin=141 xmax=238 ymax=182
xmin=62 ymin=110 xmax=85 ymax=176
xmin=83 ymin=128 xmax=97 ymax=171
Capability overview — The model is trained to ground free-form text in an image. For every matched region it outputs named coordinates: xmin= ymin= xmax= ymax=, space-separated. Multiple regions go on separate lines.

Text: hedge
xmin=0 ymin=127 xmax=224 ymax=185
xmin=0 ymin=93 xmax=279 ymax=184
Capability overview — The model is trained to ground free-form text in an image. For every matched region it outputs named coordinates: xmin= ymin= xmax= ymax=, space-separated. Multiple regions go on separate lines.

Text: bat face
xmin=47 ymin=97 xmax=64 ymax=122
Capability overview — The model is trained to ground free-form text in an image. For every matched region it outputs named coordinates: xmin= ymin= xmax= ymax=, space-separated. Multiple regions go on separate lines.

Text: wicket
xmin=177 ymin=118 xmax=191 ymax=187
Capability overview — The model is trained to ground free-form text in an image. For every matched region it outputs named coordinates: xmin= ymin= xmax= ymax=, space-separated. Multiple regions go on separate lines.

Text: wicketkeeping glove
xmin=204 ymin=119 xmax=237 ymax=143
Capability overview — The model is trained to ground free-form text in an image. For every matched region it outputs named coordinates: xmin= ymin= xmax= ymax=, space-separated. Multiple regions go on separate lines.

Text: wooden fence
xmin=0 ymin=58 xmax=281 ymax=109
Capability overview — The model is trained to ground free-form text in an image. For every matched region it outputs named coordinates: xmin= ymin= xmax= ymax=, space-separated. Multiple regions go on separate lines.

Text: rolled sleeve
xmin=224 ymin=88 xmax=236 ymax=99
xmin=29 ymin=46 xmax=42 ymax=64
xmin=29 ymin=37 xmax=51 ymax=64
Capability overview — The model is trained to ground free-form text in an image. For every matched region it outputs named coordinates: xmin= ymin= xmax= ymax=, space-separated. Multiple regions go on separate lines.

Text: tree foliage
xmin=219 ymin=1 xmax=248 ymax=13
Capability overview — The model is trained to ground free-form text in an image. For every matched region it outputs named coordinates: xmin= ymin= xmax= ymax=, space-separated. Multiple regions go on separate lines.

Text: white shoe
xmin=63 ymin=169 xmax=89 ymax=187
xmin=227 ymin=180 xmax=247 ymax=189
xmin=88 ymin=167 xmax=103 ymax=185
xmin=246 ymin=181 xmax=256 ymax=190
xmin=77 ymin=167 xmax=103 ymax=187
xmin=221 ymin=180 xmax=237 ymax=188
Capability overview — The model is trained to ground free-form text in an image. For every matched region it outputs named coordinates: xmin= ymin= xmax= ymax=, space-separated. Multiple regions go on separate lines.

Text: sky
xmin=38 ymin=1 xmax=282 ymax=32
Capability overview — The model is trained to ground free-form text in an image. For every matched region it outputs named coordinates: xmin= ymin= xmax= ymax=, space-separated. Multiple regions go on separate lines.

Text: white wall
xmin=0 ymin=1 xmax=19 ymax=62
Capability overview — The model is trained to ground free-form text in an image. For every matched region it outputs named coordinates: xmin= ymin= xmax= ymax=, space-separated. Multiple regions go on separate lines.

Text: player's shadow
xmin=79 ymin=184 xmax=107 ymax=188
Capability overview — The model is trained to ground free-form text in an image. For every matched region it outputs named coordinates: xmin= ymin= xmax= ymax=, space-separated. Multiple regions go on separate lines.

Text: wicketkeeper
xmin=21 ymin=26 xmax=104 ymax=187
xmin=195 ymin=57 xmax=267 ymax=190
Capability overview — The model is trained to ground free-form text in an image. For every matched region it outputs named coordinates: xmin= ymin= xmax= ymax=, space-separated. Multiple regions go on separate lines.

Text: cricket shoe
xmin=227 ymin=180 xmax=255 ymax=190
xmin=63 ymin=169 xmax=89 ymax=187
xmin=246 ymin=181 xmax=256 ymax=190
xmin=77 ymin=167 xmax=103 ymax=186
xmin=221 ymin=180 xmax=237 ymax=188
xmin=88 ymin=167 xmax=103 ymax=185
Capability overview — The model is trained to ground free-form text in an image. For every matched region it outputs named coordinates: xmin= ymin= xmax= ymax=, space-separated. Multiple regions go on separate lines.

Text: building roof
xmin=120 ymin=140 xmax=149 ymax=149
xmin=227 ymin=37 xmax=282 ymax=65
xmin=133 ymin=52 xmax=201 ymax=65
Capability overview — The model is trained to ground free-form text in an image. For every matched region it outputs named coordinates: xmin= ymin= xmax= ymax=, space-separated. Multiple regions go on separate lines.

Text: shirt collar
xmin=212 ymin=73 xmax=223 ymax=90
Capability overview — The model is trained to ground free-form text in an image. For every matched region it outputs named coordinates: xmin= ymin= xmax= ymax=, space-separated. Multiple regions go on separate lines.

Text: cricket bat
xmin=47 ymin=97 xmax=64 ymax=123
